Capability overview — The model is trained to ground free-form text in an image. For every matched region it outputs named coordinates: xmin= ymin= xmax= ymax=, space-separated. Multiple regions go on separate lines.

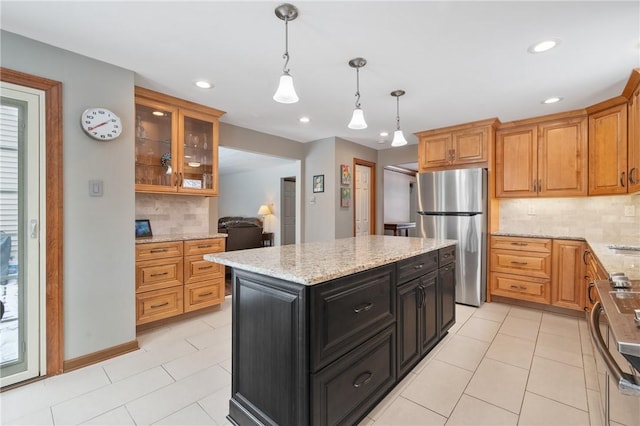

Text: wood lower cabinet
xmin=583 ymin=247 xmax=607 ymax=312
xmin=135 ymin=237 xmax=225 ymax=325
xmin=228 ymin=247 xmax=455 ymax=426
xmin=551 ymin=239 xmax=585 ymax=311
xmin=416 ymin=118 xmax=497 ymax=171
xmin=496 ymin=112 xmax=588 ymax=198
xmin=588 ymin=101 xmax=628 ymax=195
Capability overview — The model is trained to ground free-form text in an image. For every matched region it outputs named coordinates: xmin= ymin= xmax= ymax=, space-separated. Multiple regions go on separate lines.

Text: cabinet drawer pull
xmin=510 ymin=242 xmax=528 ymax=246
xmin=354 ymin=302 xmax=373 ymax=313
xmin=353 ymin=371 xmax=373 ymax=388
xmin=583 ymin=250 xmax=590 ymax=265
xmin=588 ymin=282 xmax=596 ymax=304
xmin=443 ymin=267 xmax=450 ymax=272
xmin=150 ymin=302 xmax=169 ymax=308
xmin=621 ymin=171 xmax=626 ymax=187
xmin=198 ymin=265 xmax=213 ymax=270
xmin=630 ymin=167 xmax=638 ymax=185
xmin=199 ymin=291 xmax=213 ymax=297
xmin=414 ymin=263 xmax=424 ymax=270
xmin=150 ymin=272 xmax=169 ymax=277
xmin=510 ymin=261 xmax=528 ymax=266
xmin=443 ymin=253 xmax=451 ymax=258
xmin=510 ymin=285 xmax=527 ymax=291
xmin=150 ymin=248 xmax=169 ymax=253
xmin=197 ymin=244 xmax=212 ymax=249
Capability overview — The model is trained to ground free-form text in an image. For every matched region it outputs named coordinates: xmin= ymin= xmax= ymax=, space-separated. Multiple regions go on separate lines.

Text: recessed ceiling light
xmin=152 ymin=111 xmax=165 ymax=116
xmin=379 ymin=131 xmax=389 ymax=137
xmin=528 ymin=39 xmax=560 ymax=53
xmin=299 ymin=117 xmax=310 ymax=123
xmin=542 ymin=96 xmax=563 ymax=104
xmin=194 ymin=80 xmax=213 ymax=89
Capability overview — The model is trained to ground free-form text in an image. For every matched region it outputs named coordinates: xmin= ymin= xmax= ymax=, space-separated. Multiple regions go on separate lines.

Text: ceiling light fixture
xmin=528 ymin=39 xmax=560 ymax=53
xmin=347 ymin=57 xmax=367 ymax=129
xmin=273 ymin=3 xmax=299 ymax=104
xmin=194 ymin=80 xmax=213 ymax=89
xmin=390 ymin=90 xmax=408 ymax=147
xmin=542 ymin=96 xmax=563 ymax=104
xmin=379 ymin=131 xmax=389 ymax=137
xmin=299 ymin=116 xmax=310 ymax=123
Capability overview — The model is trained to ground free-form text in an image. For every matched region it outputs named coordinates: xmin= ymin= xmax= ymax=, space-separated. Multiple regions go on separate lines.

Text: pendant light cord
xmin=396 ymin=96 xmax=401 ymax=130
xmin=282 ymin=17 xmax=291 ymax=75
xmin=354 ymin=67 xmax=361 ymax=108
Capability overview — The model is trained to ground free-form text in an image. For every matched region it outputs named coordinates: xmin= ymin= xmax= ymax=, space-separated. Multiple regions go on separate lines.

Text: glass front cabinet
xmin=134 ymin=87 xmax=225 ymax=196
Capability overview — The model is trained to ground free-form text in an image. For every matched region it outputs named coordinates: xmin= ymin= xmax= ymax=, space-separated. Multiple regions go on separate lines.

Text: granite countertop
xmin=490 ymin=232 xmax=640 ymax=280
xmin=135 ymin=232 xmax=228 ymax=244
xmin=204 ymin=235 xmax=456 ymax=286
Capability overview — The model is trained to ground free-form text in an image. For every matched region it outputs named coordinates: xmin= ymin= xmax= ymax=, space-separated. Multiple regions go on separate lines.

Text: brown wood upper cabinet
xmin=496 ymin=111 xmax=588 ymax=198
xmin=135 ymin=87 xmax=225 ymax=196
xmin=416 ymin=118 xmax=498 ymax=171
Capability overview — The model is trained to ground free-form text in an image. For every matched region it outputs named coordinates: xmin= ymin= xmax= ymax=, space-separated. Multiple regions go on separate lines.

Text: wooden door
xmin=628 ymin=85 xmax=640 ymax=193
xmin=551 ymin=240 xmax=585 ymax=311
xmin=495 ymin=125 xmax=538 ymax=197
xmin=354 ymin=160 xmax=375 ymax=236
xmin=451 ymin=126 xmax=489 ymax=166
xmin=588 ymin=103 xmax=628 ymax=195
xmin=418 ymin=134 xmax=451 ymax=170
xmin=538 ymin=116 xmax=588 ymax=197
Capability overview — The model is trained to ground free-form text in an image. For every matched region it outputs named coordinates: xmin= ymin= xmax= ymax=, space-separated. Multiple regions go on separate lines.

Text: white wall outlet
xmin=527 ymin=205 xmax=536 ymax=215
xmin=624 ymin=205 xmax=635 ymax=217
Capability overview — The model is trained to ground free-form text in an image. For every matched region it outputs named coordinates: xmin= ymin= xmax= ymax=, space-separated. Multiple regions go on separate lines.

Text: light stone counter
xmin=135 ymin=232 xmax=227 ymax=244
xmin=204 ymin=235 xmax=456 ymax=285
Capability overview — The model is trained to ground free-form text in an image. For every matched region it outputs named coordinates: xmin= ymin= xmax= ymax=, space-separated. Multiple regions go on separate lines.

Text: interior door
xmin=355 ymin=162 xmax=373 ymax=236
xmin=0 ymin=82 xmax=46 ymax=386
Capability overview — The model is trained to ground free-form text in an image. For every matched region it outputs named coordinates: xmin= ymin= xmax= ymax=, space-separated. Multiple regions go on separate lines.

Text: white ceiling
xmin=2 ymin=1 xmax=639 ymax=152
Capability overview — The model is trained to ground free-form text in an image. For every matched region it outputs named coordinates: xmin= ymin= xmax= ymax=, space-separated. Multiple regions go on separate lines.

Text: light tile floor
xmin=1 ymin=298 xmax=600 ymax=426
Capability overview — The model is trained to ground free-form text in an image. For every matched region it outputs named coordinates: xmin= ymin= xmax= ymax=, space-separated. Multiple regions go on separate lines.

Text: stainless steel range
xmin=588 ymin=275 xmax=640 ymax=425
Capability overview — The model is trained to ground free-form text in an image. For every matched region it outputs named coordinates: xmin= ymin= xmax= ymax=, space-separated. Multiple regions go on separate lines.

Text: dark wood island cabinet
xmin=205 ymin=236 xmax=456 ymax=426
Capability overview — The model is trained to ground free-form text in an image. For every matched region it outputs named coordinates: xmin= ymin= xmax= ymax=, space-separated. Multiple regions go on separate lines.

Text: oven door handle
xmin=588 ymin=302 xmax=640 ymax=396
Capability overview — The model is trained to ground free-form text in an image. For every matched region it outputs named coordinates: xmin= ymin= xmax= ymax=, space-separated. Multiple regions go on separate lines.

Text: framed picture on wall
xmin=340 ymin=164 xmax=351 ymax=186
xmin=340 ymin=187 xmax=351 ymax=207
xmin=313 ymin=174 xmax=324 ymax=193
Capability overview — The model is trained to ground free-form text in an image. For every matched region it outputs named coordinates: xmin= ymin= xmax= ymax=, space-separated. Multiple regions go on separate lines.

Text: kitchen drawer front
xmin=184 ymin=279 xmax=224 ymax=312
xmin=311 ymin=264 xmax=395 ymax=371
xmin=136 ymin=257 xmax=183 ymax=292
xmin=490 ymin=236 xmax=552 ymax=253
xmin=184 ymin=238 xmax=225 ymax=256
xmin=397 ymin=252 xmax=438 ymax=284
xmin=312 ymin=325 xmax=396 ymax=426
xmin=136 ymin=241 xmax=183 ymax=261
xmin=439 ymin=245 xmax=456 ymax=266
xmin=490 ymin=249 xmax=551 ymax=278
xmin=184 ymin=255 xmax=224 ymax=285
xmin=490 ymin=272 xmax=551 ymax=304
xmin=136 ymin=286 xmax=184 ymax=325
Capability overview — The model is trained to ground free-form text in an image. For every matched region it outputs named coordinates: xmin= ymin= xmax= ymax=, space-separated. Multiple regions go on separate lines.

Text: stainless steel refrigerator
xmin=417 ymin=168 xmax=487 ymax=307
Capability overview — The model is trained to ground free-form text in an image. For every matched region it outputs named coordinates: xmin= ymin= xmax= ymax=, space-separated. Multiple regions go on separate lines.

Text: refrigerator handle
xmin=588 ymin=302 xmax=640 ymax=396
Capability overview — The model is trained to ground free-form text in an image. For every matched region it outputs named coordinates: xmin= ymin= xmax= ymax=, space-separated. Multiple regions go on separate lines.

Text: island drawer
xmin=397 ymin=251 xmax=438 ymax=284
xmin=136 ymin=286 xmax=184 ymax=325
xmin=311 ymin=264 xmax=395 ymax=371
xmin=312 ymin=325 xmax=396 ymax=426
xmin=439 ymin=245 xmax=456 ymax=266
xmin=184 ymin=280 xmax=224 ymax=312
xmin=490 ymin=236 xmax=552 ymax=253
xmin=184 ymin=238 xmax=225 ymax=256
xmin=136 ymin=241 xmax=183 ymax=261
xmin=184 ymin=255 xmax=224 ymax=285
xmin=490 ymin=249 xmax=551 ymax=278
xmin=490 ymin=272 xmax=550 ymax=304
xmin=136 ymin=257 xmax=184 ymax=293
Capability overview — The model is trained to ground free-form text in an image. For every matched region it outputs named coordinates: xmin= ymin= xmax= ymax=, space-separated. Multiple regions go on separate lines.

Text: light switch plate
xmin=89 ymin=179 xmax=103 ymax=197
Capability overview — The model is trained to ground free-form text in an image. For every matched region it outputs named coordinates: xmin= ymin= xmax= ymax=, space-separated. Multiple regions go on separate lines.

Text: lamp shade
xmin=257 ymin=204 xmax=271 ymax=216
xmin=273 ymin=74 xmax=299 ymax=104
xmin=391 ymin=129 xmax=408 ymax=147
xmin=348 ymin=107 xmax=367 ymax=129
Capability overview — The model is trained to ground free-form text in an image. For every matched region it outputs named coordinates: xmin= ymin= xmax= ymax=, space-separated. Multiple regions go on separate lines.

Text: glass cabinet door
xmin=179 ymin=110 xmax=218 ymax=195
xmin=135 ymin=101 xmax=177 ymax=191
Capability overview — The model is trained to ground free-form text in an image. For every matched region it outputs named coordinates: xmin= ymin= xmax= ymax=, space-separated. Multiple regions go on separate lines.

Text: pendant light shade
xmin=273 ymin=4 xmax=299 ymax=104
xmin=390 ymin=90 xmax=408 ymax=147
xmin=273 ymin=73 xmax=299 ymax=104
xmin=347 ymin=57 xmax=367 ymax=129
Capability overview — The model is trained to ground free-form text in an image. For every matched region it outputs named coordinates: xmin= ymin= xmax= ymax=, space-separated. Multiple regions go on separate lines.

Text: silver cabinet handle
xmin=353 ymin=302 xmax=373 ymax=313
xmin=353 ymin=371 xmax=373 ymax=388
xmin=588 ymin=302 xmax=640 ymax=396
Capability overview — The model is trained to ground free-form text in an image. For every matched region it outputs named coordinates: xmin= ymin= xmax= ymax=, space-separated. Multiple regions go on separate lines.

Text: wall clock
xmin=80 ymin=107 xmax=122 ymax=141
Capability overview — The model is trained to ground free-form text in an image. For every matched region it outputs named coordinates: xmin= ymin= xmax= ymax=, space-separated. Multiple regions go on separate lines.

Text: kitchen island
xmin=205 ymin=235 xmax=456 ymax=426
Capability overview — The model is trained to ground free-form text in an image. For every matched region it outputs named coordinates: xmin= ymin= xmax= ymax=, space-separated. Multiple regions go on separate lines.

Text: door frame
xmin=353 ymin=158 xmax=376 ymax=236
xmin=1 ymin=68 xmax=64 ymax=378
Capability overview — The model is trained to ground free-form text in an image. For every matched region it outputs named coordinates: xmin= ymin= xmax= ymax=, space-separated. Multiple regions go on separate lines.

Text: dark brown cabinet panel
xmin=439 ymin=261 xmax=456 ymax=334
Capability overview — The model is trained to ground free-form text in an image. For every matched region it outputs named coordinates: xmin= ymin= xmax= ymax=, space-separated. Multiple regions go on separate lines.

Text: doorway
xmin=280 ymin=177 xmax=296 ymax=245
xmin=354 ymin=158 xmax=376 ymax=236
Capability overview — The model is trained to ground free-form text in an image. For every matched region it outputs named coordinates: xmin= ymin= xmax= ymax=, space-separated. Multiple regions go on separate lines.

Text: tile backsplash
xmin=135 ymin=193 xmax=210 ymax=235
xmin=498 ymin=194 xmax=640 ymax=245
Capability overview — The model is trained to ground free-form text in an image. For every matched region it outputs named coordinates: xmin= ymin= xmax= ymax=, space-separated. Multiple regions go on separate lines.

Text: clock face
xmin=81 ymin=108 xmax=122 ymax=140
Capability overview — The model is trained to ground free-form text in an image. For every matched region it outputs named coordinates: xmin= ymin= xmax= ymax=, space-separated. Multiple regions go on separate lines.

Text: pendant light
xmin=273 ymin=3 xmax=299 ymax=104
xmin=390 ymin=90 xmax=408 ymax=147
xmin=347 ymin=58 xmax=367 ymax=129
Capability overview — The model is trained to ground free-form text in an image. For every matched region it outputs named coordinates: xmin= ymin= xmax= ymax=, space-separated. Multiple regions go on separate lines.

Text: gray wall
xmin=304 ymin=137 xmax=335 ymax=242
xmin=1 ymin=31 xmax=136 ymax=359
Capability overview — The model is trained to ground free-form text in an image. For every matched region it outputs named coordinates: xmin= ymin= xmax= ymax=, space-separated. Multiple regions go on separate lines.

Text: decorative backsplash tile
xmin=135 ymin=193 xmax=210 ymax=235
xmin=499 ymin=194 xmax=640 ymax=245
